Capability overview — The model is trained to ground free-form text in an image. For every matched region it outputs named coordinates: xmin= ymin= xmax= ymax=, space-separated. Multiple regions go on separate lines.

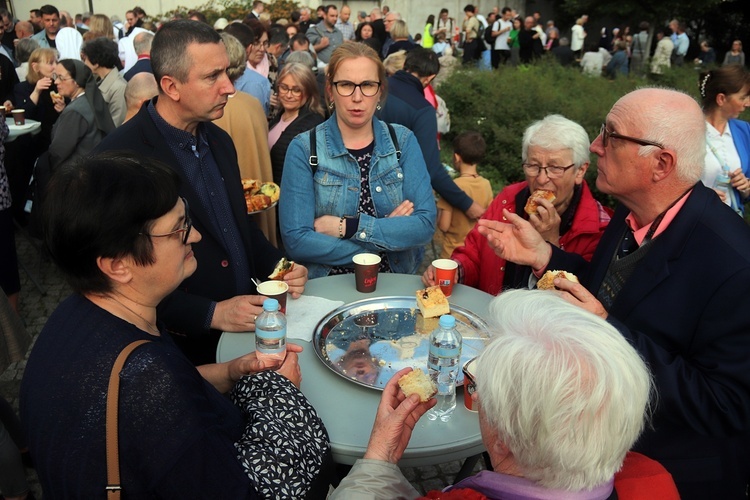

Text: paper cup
xmin=11 ymin=109 xmax=25 ymax=125
xmin=257 ymin=280 xmax=289 ymax=314
xmin=462 ymin=357 xmax=478 ymax=412
xmin=432 ymin=259 xmax=458 ymax=297
xmin=353 ymin=253 xmax=381 ymax=293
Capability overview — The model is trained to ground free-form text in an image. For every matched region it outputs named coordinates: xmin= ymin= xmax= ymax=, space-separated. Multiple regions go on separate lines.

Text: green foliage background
xmin=162 ymin=0 xmax=299 ymax=24
xmin=436 ymin=56 xmax=719 ymax=207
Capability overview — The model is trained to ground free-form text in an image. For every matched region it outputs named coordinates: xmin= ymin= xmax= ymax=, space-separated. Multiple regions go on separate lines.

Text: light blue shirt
xmin=234 ymin=68 xmax=270 ymax=115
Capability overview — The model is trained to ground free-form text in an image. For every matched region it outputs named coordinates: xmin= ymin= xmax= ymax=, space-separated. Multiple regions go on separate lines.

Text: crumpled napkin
xmin=285 ymin=295 xmax=344 ymax=341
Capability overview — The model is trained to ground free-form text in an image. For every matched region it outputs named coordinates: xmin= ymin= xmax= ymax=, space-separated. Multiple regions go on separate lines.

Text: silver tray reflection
xmin=313 ymin=296 xmax=490 ymax=390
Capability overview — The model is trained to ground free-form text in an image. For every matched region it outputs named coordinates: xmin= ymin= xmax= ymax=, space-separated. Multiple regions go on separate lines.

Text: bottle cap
xmin=262 ymin=298 xmax=279 ymax=311
xmin=439 ymin=315 xmax=456 ymax=328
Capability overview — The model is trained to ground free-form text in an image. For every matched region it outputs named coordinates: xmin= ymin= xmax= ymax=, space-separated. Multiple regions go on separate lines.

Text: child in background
xmin=437 ymin=131 xmax=493 ymax=258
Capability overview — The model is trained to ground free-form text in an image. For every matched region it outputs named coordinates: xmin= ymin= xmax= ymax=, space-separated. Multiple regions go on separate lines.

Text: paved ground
xmin=2 ymin=228 xmax=485 ymax=498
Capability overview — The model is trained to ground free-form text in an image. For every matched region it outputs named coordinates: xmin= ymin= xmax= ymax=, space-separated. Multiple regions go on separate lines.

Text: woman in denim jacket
xmin=280 ymin=43 xmax=436 ymax=279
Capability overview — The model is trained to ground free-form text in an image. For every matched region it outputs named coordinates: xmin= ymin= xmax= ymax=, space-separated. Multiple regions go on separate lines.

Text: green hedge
xmin=436 ymin=56 xmax=713 ymax=207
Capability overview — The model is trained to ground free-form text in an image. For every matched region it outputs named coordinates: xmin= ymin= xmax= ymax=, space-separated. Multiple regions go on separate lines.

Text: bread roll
xmin=524 ymin=189 xmax=556 ymax=215
xmin=537 ymin=270 xmax=579 ymax=290
xmin=398 ymin=369 xmax=437 ymax=402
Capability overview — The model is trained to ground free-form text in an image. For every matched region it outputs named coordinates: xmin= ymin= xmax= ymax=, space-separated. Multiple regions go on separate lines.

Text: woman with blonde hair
xmin=386 ymin=20 xmax=416 ymax=56
xmin=84 ymin=14 xmax=115 ymax=40
xmin=280 ymin=43 xmax=435 ymax=278
xmin=269 ymin=62 xmax=325 ymax=186
xmin=13 ymin=48 xmax=59 ymax=151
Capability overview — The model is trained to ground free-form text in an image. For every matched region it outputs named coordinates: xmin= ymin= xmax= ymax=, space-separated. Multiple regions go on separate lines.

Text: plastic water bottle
xmin=714 ymin=164 xmax=734 ymax=209
xmin=427 ymin=315 xmax=462 ymax=422
xmin=255 ymin=299 xmax=287 ymax=364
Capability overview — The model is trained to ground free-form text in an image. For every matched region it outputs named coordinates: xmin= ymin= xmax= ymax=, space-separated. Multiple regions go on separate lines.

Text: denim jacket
xmin=279 ymin=114 xmax=436 ymax=278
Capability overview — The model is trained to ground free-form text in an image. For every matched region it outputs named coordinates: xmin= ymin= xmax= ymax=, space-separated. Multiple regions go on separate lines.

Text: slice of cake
xmin=416 ymin=286 xmax=450 ymax=319
xmin=398 ymin=369 xmax=437 ymax=402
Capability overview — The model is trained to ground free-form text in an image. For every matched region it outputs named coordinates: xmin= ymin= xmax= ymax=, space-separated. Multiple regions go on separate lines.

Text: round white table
xmin=5 ymin=117 xmax=41 ymax=142
xmin=217 ymin=273 xmax=494 ymax=467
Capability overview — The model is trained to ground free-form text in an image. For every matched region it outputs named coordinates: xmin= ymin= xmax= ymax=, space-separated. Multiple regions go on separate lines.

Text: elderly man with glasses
xmin=476 ymin=87 xmax=750 ymax=499
xmin=423 ymin=114 xmax=611 ymax=296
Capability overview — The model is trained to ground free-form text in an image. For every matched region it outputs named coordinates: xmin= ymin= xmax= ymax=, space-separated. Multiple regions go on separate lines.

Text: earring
xmin=376 ymin=102 xmax=381 ymax=111
xmin=328 ymin=102 xmax=335 ymax=110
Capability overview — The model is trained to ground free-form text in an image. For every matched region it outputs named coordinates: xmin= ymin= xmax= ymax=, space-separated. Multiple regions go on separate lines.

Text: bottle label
xmin=256 ymin=326 xmax=287 ymax=354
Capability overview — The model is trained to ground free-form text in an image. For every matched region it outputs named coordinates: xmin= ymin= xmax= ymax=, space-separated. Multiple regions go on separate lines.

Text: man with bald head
xmin=14 ymin=20 xmax=34 ymax=43
xmin=477 ymin=88 xmax=750 ymax=499
xmin=123 ymin=72 xmax=157 ymax=122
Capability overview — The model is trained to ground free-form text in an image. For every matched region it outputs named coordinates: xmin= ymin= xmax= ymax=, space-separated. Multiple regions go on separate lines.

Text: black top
xmin=270 ymin=106 xmax=325 ymax=186
xmin=13 ymin=80 xmax=59 ymax=150
xmin=20 ymin=294 xmax=258 ymax=498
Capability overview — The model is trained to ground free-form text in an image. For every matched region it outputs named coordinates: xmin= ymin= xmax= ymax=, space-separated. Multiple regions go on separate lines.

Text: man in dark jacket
xmin=476 ymin=88 xmax=750 ymax=500
xmin=377 ymin=48 xmax=485 ymax=220
xmin=96 ymin=20 xmax=308 ymax=365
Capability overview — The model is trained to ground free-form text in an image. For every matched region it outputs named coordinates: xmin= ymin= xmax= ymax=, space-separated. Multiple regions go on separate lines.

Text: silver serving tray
xmin=313 ymin=296 xmax=490 ymax=390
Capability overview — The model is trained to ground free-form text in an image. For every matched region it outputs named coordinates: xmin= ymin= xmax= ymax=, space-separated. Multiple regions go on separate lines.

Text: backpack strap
xmin=309 ymin=126 xmax=319 ymax=175
xmin=309 ymin=122 xmax=400 ymax=176
xmin=387 ymin=123 xmax=401 ymax=161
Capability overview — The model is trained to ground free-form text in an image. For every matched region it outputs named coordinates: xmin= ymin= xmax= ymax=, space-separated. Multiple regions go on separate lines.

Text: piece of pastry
xmin=268 ymin=257 xmax=295 ymax=280
xmin=524 ymin=189 xmax=556 ymax=215
xmin=537 ymin=270 xmax=579 ymax=290
xmin=416 ymin=286 xmax=450 ymax=319
xmin=398 ymin=369 xmax=437 ymax=402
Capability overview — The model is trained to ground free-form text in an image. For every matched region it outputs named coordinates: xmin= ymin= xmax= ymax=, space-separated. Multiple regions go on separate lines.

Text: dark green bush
xmin=436 ymin=57 xmax=713 ymax=207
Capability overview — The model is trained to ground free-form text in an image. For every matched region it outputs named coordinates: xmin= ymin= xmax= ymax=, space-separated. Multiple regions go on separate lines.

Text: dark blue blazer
xmin=550 ymin=183 xmax=750 ymax=499
xmin=123 ymin=57 xmax=152 ymax=81
xmin=95 ymin=101 xmax=283 ymax=364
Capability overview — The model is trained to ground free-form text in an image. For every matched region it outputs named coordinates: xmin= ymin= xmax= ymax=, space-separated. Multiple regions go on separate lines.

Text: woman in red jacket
xmin=423 ymin=114 xmax=611 ymax=295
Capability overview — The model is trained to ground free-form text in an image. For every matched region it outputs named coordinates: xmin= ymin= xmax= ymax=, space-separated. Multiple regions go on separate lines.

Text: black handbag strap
xmin=309 ymin=123 xmax=401 ymax=176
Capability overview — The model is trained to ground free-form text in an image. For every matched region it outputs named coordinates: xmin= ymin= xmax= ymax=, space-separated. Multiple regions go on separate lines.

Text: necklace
xmin=106 ymin=295 xmax=159 ymax=335
xmin=460 ymin=173 xmax=479 ymax=178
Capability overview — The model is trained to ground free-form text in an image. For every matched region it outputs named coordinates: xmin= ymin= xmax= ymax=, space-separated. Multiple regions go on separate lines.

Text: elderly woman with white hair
xmin=423 ymin=114 xmax=611 ymax=296
xmin=330 ymin=290 xmax=679 ymax=499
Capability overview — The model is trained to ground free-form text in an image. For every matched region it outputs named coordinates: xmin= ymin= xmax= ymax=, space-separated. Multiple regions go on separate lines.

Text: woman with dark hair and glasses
xmin=279 ymin=43 xmax=435 ymax=278
xmin=20 ymin=153 xmax=332 ymax=498
xmin=423 ymin=114 xmax=612 ymax=295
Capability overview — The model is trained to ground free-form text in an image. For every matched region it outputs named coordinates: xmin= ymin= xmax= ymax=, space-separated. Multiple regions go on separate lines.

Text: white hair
xmin=475 ymin=290 xmax=653 ymax=491
xmin=522 ymin=114 xmax=591 ymax=169
xmin=626 ymin=87 xmax=705 ymax=184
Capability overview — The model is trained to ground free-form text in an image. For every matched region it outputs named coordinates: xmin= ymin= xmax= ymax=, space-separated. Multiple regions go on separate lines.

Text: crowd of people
xmin=0 ymin=2 xmax=748 ymax=500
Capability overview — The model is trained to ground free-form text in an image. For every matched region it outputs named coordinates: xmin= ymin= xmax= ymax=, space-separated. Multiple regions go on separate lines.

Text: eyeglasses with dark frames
xmin=522 ymin=163 xmax=576 ymax=178
xmin=278 ymin=82 xmax=303 ymax=97
xmin=332 ymin=80 xmax=381 ymax=97
xmin=141 ymin=197 xmax=192 ymax=245
xmin=51 ymin=72 xmax=74 ymax=82
xmin=600 ymin=123 xmax=665 ymax=149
